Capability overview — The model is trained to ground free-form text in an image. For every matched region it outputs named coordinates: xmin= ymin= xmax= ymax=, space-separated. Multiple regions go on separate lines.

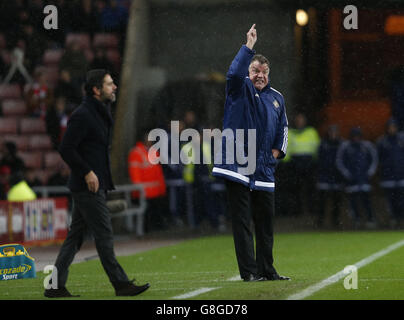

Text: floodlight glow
xmin=296 ymin=9 xmax=309 ymax=26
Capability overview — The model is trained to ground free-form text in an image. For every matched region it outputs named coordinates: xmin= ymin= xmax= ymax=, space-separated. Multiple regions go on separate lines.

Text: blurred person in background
xmin=25 ymin=66 xmax=54 ymax=118
xmin=376 ymin=118 xmax=404 ymax=228
xmin=316 ymin=125 xmax=344 ymax=228
xmin=0 ymin=166 xmax=11 ymax=200
xmin=59 ymin=40 xmax=88 ymax=93
xmin=287 ymin=112 xmax=320 ymax=216
xmin=181 ymin=130 xmax=218 ymax=230
xmin=128 ymin=129 xmax=167 ymax=232
xmin=0 ymin=141 xmax=25 ymax=175
xmin=336 ymin=127 xmax=378 ymax=229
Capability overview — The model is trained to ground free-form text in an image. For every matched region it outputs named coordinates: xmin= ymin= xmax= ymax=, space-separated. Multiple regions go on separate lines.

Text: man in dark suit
xmin=44 ymin=69 xmax=150 ymax=298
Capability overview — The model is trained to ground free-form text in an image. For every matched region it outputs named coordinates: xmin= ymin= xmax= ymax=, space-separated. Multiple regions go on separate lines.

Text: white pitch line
xmin=286 ymin=239 xmax=404 ymax=300
xmin=227 ymin=275 xmax=241 ymax=281
xmin=172 ymin=287 xmax=219 ymax=299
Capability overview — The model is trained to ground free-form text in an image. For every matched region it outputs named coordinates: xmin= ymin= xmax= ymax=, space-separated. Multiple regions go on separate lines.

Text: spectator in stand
xmin=99 ymin=0 xmax=128 ymax=34
xmin=25 ymin=169 xmax=43 ymax=188
xmin=0 ymin=166 xmax=11 ymax=200
xmin=25 ymin=66 xmax=54 ymax=118
xmin=48 ymin=163 xmax=70 ymax=186
xmin=181 ymin=130 xmax=218 ymax=230
xmin=316 ymin=125 xmax=344 ymax=228
xmin=160 ymin=120 xmax=186 ymax=226
xmin=54 ymin=69 xmax=82 ymax=106
xmin=336 ymin=127 xmax=378 ymax=229
xmin=59 ymin=40 xmax=88 ymax=93
xmin=18 ymin=23 xmax=47 ymax=73
xmin=0 ymin=142 xmax=25 ymax=175
xmin=47 ymin=163 xmax=71 ymax=198
xmin=288 ymin=112 xmax=320 ymax=216
xmin=128 ymin=130 xmax=167 ymax=232
xmin=376 ymin=118 xmax=404 ymax=228
xmin=90 ymin=48 xmax=115 ymax=75
xmin=46 ymin=96 xmax=68 ymax=149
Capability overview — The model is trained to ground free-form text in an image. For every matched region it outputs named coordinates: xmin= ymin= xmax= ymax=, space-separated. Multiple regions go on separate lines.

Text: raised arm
xmin=226 ymin=24 xmax=257 ymax=93
xmin=246 ymin=23 xmax=257 ymax=50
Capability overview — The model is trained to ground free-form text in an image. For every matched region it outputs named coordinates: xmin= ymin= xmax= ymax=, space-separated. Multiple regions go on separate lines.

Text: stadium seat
xmin=65 ymin=33 xmax=91 ymax=50
xmin=93 ymin=33 xmax=119 ymax=49
xmin=44 ymin=151 xmax=64 ymax=169
xmin=0 ymin=118 xmax=18 ymax=134
xmin=2 ymin=134 xmax=29 ymax=151
xmin=19 ymin=118 xmax=47 ymax=134
xmin=28 ymin=134 xmax=53 ymax=151
xmin=1 ymin=99 xmax=27 ymax=117
xmin=0 ymin=84 xmax=22 ymax=99
xmin=42 ymin=49 xmax=64 ymax=66
xmin=18 ymin=152 xmax=43 ymax=169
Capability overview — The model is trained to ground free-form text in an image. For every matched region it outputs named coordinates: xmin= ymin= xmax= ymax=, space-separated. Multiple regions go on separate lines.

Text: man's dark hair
xmin=84 ymin=69 xmax=110 ymax=96
xmin=251 ymin=54 xmax=270 ymax=70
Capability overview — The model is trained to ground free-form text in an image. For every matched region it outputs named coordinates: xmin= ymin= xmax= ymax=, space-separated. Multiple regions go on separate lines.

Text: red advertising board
xmin=0 ymin=198 xmax=68 ymax=246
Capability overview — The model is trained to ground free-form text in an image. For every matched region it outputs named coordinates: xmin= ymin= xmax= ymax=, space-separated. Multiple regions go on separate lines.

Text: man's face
xmin=99 ymin=74 xmax=117 ymax=103
xmin=249 ymin=61 xmax=269 ymax=91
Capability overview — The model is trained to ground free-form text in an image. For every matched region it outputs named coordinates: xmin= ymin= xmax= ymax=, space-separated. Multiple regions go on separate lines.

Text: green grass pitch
xmin=0 ymin=231 xmax=403 ymax=300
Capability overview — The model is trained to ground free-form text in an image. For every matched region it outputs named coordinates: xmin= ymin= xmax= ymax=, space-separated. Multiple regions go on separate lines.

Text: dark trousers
xmin=317 ymin=190 xmax=343 ymax=227
xmin=348 ymin=191 xmax=374 ymax=222
xmin=225 ymin=180 xmax=277 ymax=280
xmin=54 ymin=190 xmax=129 ymax=289
xmin=383 ymin=187 xmax=404 ymax=221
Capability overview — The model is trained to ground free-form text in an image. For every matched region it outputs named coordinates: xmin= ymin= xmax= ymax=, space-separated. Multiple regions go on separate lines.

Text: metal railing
xmin=32 ymin=180 xmax=227 ymax=236
xmin=32 ymin=183 xmax=153 ymax=237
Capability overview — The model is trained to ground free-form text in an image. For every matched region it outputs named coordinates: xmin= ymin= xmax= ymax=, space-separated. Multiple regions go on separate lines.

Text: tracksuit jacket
xmin=376 ymin=132 xmax=404 ymax=188
xmin=336 ymin=140 xmax=378 ymax=193
xmin=212 ymin=45 xmax=288 ymax=192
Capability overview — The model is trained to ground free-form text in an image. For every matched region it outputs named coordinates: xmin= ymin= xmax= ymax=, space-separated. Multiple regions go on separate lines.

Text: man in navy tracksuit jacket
xmin=336 ymin=127 xmax=378 ymax=228
xmin=212 ymin=25 xmax=289 ymax=281
xmin=376 ymin=119 xmax=404 ymax=227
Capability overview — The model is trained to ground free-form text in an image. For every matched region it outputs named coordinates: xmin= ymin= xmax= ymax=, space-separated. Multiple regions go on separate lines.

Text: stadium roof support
xmin=111 ymin=0 xmax=150 ymax=184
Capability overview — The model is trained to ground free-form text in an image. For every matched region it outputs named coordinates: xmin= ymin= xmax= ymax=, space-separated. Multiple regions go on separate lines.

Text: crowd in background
xmin=0 ymin=0 xmax=129 ymax=200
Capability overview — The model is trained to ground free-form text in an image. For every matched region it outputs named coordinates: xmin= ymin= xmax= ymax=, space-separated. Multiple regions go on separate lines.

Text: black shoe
xmin=115 ymin=279 xmax=150 ymax=296
xmin=44 ymin=287 xmax=80 ymax=298
xmin=264 ymin=273 xmax=291 ymax=281
xmin=243 ymin=274 xmax=266 ymax=282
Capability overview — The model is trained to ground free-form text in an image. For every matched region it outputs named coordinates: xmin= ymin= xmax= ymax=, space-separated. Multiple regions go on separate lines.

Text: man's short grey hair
xmin=250 ymin=54 xmax=270 ymax=72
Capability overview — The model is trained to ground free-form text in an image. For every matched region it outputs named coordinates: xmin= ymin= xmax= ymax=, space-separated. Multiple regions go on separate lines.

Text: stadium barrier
xmin=31 ymin=181 xmax=227 ymax=233
xmin=33 ymin=184 xmax=150 ymax=236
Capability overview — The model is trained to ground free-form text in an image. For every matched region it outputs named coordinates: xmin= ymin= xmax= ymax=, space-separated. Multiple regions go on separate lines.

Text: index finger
xmin=249 ymin=23 xmax=256 ymax=31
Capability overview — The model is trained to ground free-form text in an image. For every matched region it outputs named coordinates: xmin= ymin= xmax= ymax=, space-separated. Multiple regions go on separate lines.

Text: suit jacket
xmin=59 ymin=95 xmax=115 ymax=192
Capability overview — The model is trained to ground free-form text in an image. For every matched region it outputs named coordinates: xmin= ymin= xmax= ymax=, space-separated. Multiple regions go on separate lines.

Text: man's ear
xmin=92 ymin=86 xmax=101 ymax=97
